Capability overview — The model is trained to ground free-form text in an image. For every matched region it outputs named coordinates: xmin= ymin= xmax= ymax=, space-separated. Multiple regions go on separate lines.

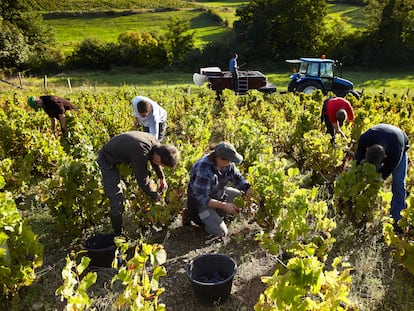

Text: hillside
xmin=38 ymin=1 xmax=366 ymax=55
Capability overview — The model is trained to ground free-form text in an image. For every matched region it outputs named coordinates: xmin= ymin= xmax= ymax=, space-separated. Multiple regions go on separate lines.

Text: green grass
xmin=5 ymin=68 xmax=412 ymax=97
xmin=42 ymin=1 xmax=369 ymax=55
xmin=44 ymin=10 xmax=231 ymax=54
xmin=40 ymin=1 xmax=250 ymax=54
xmin=44 ymin=9 xmax=226 ymax=53
xmin=28 ymin=1 xmax=413 ymax=96
xmin=327 ymin=3 xmax=368 ymax=29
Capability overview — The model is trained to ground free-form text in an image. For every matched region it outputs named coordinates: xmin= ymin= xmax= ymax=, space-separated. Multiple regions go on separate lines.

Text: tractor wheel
xmin=347 ymin=90 xmax=361 ymax=99
xmin=297 ymin=81 xmax=322 ymax=94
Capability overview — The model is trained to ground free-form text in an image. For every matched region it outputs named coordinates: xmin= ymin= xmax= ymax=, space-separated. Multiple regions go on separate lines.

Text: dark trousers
xmin=321 ymin=100 xmax=335 ymax=144
xmin=97 ymin=151 xmax=124 ymax=234
xmin=231 ymin=71 xmax=239 ymax=92
xmin=143 ymin=121 xmax=167 ymax=142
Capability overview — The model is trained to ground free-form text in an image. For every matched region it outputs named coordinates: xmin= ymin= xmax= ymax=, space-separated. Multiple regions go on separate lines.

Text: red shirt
xmin=326 ymin=97 xmax=354 ymax=123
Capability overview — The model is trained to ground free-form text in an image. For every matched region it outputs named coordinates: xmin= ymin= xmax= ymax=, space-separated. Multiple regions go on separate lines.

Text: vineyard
xmin=1 ymin=86 xmax=414 ymax=310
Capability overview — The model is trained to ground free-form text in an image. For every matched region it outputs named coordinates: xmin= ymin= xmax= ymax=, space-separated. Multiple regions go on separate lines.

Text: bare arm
xmin=50 ymin=118 xmax=57 ymax=137
xmin=208 ymin=199 xmax=239 ymax=215
xmin=333 ymin=122 xmax=346 ymax=138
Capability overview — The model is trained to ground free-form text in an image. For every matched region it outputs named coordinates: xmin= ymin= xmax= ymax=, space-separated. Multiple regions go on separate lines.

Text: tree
xmin=0 ymin=0 xmax=56 ymax=72
xmin=117 ymin=31 xmax=167 ymax=69
xmin=233 ymin=0 xmax=328 ymax=61
xmin=0 ymin=21 xmax=30 ymax=70
xmin=68 ymin=38 xmax=115 ymax=70
xmin=365 ymin=0 xmax=414 ymax=65
xmin=0 ymin=0 xmax=25 ymax=22
xmin=165 ymin=17 xmax=195 ymax=65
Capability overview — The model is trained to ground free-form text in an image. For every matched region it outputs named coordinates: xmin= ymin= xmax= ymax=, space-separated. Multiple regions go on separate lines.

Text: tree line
xmin=1 ymin=0 xmax=413 ymax=74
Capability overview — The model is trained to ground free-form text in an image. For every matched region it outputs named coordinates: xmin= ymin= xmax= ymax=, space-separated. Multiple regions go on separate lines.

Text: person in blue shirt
xmin=185 ymin=142 xmax=254 ymax=238
xmin=354 ymin=124 xmax=409 ymax=222
xmin=229 ymin=53 xmax=239 ymax=92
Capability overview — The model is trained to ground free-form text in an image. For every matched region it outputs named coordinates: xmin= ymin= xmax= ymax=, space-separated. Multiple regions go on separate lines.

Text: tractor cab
xmin=286 ymin=57 xmax=360 ymax=98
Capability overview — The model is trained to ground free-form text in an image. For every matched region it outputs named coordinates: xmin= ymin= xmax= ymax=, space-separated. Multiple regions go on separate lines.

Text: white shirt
xmin=131 ymin=96 xmax=167 ymax=139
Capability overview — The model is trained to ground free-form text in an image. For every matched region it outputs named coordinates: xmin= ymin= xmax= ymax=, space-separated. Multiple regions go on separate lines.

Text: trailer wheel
xmin=288 ymin=80 xmax=297 ymax=92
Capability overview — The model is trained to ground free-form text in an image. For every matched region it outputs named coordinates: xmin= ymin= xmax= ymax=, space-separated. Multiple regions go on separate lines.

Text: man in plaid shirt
xmin=185 ymin=142 xmax=254 ymax=237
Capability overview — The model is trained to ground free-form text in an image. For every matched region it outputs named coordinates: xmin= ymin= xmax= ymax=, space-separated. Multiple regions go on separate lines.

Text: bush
xmin=0 ymin=177 xmax=44 ymax=297
xmin=117 ymin=31 xmax=168 ymax=69
xmin=27 ymin=46 xmax=66 ymax=74
xmin=67 ymin=38 xmax=117 ymax=70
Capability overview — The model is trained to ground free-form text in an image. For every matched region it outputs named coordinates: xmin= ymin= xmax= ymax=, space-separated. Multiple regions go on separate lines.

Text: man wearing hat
xmin=185 ymin=141 xmax=254 ymax=238
xmin=27 ymin=95 xmax=79 ymax=137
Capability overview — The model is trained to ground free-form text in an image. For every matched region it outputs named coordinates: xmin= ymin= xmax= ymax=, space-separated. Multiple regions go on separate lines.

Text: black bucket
xmin=83 ymin=233 xmax=116 ymax=268
xmin=186 ymin=253 xmax=237 ymax=305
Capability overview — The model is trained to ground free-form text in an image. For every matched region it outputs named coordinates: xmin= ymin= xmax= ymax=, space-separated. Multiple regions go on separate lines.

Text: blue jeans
xmin=390 ymin=152 xmax=408 ymax=221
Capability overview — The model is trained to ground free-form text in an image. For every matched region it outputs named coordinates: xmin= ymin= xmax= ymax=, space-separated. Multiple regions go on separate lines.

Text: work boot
xmin=110 ymin=215 xmax=123 ymax=236
xmin=182 ymin=208 xmax=191 ymax=226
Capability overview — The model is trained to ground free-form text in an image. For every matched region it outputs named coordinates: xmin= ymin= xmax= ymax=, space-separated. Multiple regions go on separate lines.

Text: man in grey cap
xmin=185 ymin=141 xmax=254 ymax=238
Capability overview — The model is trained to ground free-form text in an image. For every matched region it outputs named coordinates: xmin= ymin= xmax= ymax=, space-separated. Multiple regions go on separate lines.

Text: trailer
xmin=193 ymin=67 xmax=276 ymax=95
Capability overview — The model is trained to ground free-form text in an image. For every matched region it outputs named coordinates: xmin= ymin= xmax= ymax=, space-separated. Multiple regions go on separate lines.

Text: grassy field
xmin=41 ymin=1 xmax=367 ymax=54
xmin=3 ymin=68 xmax=413 ymax=97
xmin=21 ymin=1 xmax=413 ymax=96
xmin=41 ymin=1 xmax=247 ymax=54
xmin=327 ymin=2 xmax=368 ymax=29
xmin=44 ymin=9 xmax=227 ymax=53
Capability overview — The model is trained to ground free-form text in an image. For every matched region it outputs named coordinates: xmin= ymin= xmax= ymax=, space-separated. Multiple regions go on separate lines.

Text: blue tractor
xmin=286 ymin=57 xmax=361 ymax=98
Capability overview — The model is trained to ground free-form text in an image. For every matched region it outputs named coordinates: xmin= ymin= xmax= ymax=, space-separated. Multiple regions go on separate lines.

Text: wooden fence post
xmin=18 ymin=72 xmax=23 ymax=89
xmin=44 ymin=75 xmax=47 ymax=91
xmin=67 ymin=78 xmax=72 ymax=93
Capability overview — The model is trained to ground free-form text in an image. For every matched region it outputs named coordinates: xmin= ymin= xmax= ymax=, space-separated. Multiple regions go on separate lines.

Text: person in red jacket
xmin=321 ymin=97 xmax=354 ymax=145
xmin=28 ymin=95 xmax=79 ymax=137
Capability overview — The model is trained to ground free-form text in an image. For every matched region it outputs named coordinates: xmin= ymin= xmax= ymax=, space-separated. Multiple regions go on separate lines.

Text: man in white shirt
xmin=131 ymin=95 xmax=167 ymax=141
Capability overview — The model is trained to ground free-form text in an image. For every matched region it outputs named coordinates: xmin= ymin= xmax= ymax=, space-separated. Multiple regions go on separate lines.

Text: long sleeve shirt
xmin=40 ymin=95 xmax=78 ymax=119
xmin=355 ymin=124 xmax=409 ymax=179
xmin=99 ymin=131 xmax=164 ymax=199
xmin=132 ymin=96 xmax=167 ymax=139
xmin=187 ymin=154 xmax=251 ymax=213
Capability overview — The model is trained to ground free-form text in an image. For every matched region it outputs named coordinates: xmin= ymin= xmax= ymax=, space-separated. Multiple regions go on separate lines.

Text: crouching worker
xmin=185 ymin=142 xmax=254 ymax=238
xmin=97 ymin=131 xmax=179 ymax=235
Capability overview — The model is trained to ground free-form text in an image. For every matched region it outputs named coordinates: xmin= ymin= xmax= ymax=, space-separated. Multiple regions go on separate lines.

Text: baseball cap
xmin=27 ymin=96 xmax=38 ymax=112
xmin=215 ymin=142 xmax=243 ymax=164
